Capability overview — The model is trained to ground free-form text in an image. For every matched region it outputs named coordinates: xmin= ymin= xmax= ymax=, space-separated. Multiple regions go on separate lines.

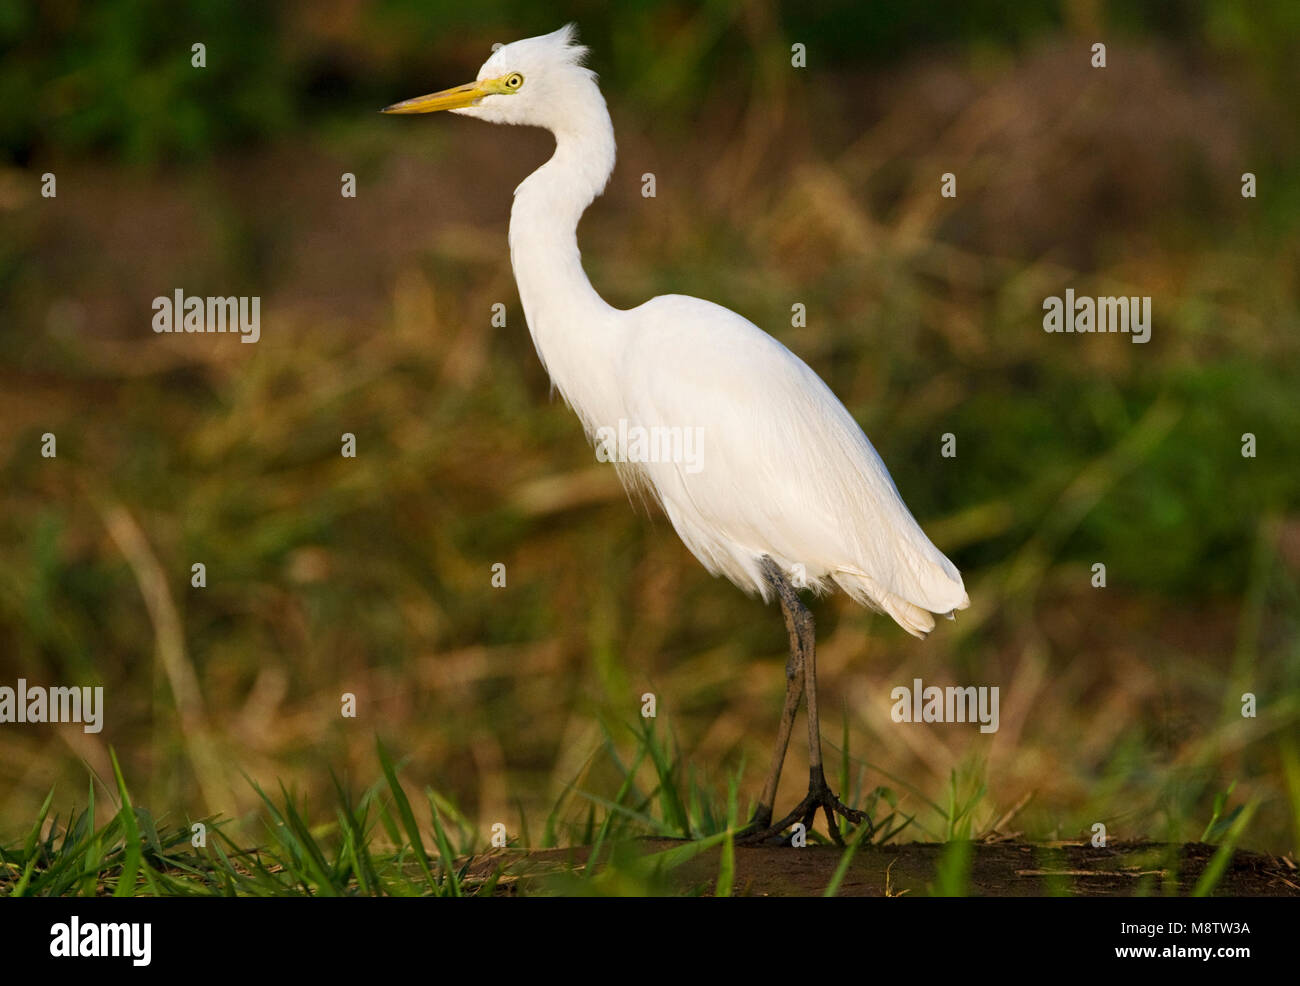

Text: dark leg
xmin=738 ymin=557 xmax=865 ymax=846
xmin=739 ymin=557 xmax=807 ymax=833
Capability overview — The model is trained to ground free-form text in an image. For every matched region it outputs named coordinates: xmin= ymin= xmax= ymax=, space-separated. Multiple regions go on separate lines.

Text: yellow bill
xmin=381 ymin=74 xmax=518 ymax=114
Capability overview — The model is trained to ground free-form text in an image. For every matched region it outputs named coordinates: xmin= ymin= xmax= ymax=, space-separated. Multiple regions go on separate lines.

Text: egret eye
xmin=504 ymin=73 xmax=524 ymax=90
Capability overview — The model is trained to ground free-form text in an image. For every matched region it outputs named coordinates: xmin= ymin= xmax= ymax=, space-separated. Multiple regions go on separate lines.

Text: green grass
xmin=2 ymin=728 xmax=745 ymax=897
xmin=2 ymin=724 xmax=1281 ymax=897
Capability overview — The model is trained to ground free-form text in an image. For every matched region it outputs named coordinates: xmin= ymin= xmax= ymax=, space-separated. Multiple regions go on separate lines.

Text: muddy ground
xmin=467 ymin=841 xmax=1300 ymax=897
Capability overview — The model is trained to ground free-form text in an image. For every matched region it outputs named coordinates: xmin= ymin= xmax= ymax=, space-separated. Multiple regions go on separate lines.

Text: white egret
xmin=383 ymin=24 xmax=968 ymax=842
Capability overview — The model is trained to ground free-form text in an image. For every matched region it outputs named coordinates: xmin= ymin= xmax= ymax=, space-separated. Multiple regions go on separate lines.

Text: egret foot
xmin=738 ymin=767 xmax=869 ymax=846
xmin=733 ymin=806 xmax=776 ymax=844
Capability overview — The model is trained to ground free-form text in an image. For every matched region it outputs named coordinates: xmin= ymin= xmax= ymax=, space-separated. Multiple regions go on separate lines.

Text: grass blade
xmin=375 ymin=740 xmax=436 ymax=889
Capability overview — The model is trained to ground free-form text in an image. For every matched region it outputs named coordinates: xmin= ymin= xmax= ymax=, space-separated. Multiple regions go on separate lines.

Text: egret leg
xmin=739 ymin=557 xmax=807 ymax=834
xmin=738 ymin=557 xmax=866 ymax=846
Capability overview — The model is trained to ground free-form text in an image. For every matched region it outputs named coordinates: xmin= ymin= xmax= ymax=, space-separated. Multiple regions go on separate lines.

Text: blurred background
xmin=2 ymin=0 xmax=1298 ymax=855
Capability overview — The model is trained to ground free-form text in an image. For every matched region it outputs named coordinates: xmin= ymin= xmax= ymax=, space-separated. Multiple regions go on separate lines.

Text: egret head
xmin=381 ymin=24 xmax=598 ymax=131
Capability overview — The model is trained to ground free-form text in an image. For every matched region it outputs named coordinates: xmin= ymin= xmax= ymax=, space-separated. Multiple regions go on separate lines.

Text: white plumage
xmin=621 ymin=295 xmax=969 ymax=637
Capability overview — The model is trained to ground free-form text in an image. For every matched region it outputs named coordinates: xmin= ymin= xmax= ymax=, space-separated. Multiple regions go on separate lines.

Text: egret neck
xmin=508 ymin=85 xmax=623 ymax=436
